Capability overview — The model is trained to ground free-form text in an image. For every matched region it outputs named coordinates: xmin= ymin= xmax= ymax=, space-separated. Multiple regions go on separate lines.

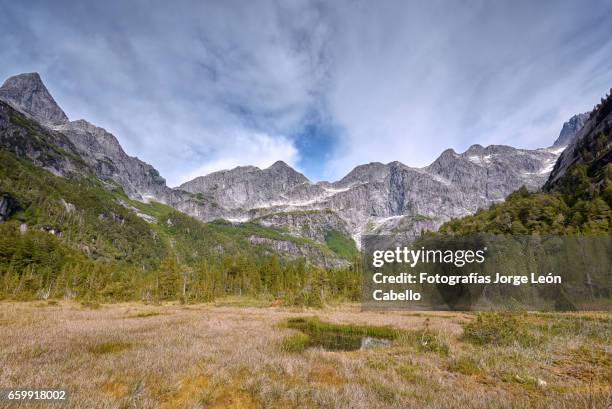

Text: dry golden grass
xmin=0 ymin=301 xmax=609 ymax=408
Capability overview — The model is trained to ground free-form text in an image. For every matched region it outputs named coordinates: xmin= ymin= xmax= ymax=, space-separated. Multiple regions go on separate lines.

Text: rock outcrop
xmin=0 ymin=73 xmax=68 ymax=125
xmin=551 ymin=113 xmax=589 ymax=149
xmin=0 ymin=193 xmax=20 ymax=222
xmin=52 ymin=119 xmax=170 ymax=200
xmin=547 ymin=89 xmax=612 ymax=188
xmin=0 ymin=100 xmax=84 ymax=177
xmin=179 ymin=160 xmax=316 ymax=209
xmin=253 ymin=210 xmax=351 ymax=244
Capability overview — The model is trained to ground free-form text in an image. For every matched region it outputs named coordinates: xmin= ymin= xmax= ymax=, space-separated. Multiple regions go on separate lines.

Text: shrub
xmin=462 ymin=312 xmax=540 ymax=347
xmin=416 ymin=330 xmax=450 ymax=356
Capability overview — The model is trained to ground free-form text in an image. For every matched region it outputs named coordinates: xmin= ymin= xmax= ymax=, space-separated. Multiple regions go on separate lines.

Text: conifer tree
xmin=158 ymin=253 xmax=179 ymax=300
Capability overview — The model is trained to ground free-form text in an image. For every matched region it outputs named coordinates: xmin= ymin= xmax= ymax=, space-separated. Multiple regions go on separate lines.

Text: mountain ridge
xmin=0 ymin=72 xmax=588 ymax=247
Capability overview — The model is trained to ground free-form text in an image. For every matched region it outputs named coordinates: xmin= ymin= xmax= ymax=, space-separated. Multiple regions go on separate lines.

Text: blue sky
xmin=1 ymin=0 xmax=611 ymax=186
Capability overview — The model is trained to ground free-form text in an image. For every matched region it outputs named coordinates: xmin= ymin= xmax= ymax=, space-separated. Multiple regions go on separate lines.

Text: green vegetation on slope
xmin=0 ymin=149 xmax=360 ymax=304
xmin=440 ymin=137 xmax=611 ymax=235
xmin=324 ymin=229 xmax=359 ymax=260
xmin=0 ymin=150 xmax=167 ymax=268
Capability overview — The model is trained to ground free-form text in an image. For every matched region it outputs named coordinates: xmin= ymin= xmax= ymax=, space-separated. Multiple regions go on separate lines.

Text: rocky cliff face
xmin=547 ymin=89 xmax=612 ymax=189
xmin=426 ymin=144 xmax=557 ymax=201
xmin=0 ymin=100 xmax=84 ymax=177
xmin=180 ymin=144 xmax=562 ymax=246
xmin=551 ymin=113 xmax=589 ymax=149
xmin=179 ymin=161 xmax=319 ymax=209
xmin=52 ymin=119 xmax=170 ymax=200
xmin=253 ymin=210 xmax=351 ymax=243
xmin=0 ymin=73 xmax=68 ymax=125
xmin=0 ymin=73 xmax=176 ymax=202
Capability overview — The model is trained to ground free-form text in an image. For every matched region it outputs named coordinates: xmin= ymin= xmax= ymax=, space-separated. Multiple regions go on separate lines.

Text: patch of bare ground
xmin=0 ymin=301 xmax=609 ymax=408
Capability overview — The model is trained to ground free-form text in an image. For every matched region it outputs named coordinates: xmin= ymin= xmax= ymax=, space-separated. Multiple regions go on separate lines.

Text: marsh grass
xmin=395 ymin=362 xmax=422 ymax=383
xmin=132 ymin=311 xmax=161 ymax=318
xmin=285 ymin=316 xmax=400 ymax=339
xmin=0 ymin=302 xmax=609 ymax=408
xmin=396 ymin=329 xmax=450 ymax=356
xmin=447 ymin=355 xmax=483 ymax=376
xmin=462 ymin=312 xmax=542 ymax=347
xmin=88 ymin=341 xmax=133 ymax=355
xmin=213 ymin=295 xmax=272 ymax=308
xmin=280 ymin=332 xmax=310 ymax=353
xmin=534 ymin=313 xmax=612 ymax=342
xmin=81 ymin=300 xmax=101 ymax=310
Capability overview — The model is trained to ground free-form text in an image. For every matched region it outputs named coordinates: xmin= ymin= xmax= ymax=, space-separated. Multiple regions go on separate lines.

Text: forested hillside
xmin=0 ymin=103 xmax=359 ymax=304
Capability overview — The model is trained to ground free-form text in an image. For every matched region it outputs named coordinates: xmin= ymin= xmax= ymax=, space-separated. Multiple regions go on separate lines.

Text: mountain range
xmin=0 ymin=73 xmax=588 ymax=252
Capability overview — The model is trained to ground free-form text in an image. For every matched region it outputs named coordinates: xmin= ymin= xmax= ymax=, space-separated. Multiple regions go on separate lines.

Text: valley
xmin=1 ymin=3 xmax=611 ymax=409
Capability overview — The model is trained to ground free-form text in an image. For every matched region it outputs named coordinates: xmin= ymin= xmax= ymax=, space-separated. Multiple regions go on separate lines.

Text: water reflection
xmin=306 ymin=331 xmax=392 ymax=351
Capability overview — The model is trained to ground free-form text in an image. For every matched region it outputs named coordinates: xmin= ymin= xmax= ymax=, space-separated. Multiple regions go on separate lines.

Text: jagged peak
xmin=440 ymin=148 xmax=458 ymax=157
xmin=463 ymin=144 xmax=485 ymax=155
xmin=266 ymin=160 xmax=309 ymax=182
xmin=551 ymin=112 xmax=589 ymax=148
xmin=466 ymin=144 xmax=518 ymax=156
xmin=0 ymin=72 xmax=68 ymax=125
xmin=336 ymin=161 xmax=390 ymax=186
xmin=193 ymin=165 xmax=260 ymax=181
xmin=268 ymin=160 xmax=292 ymax=170
xmin=546 ymin=89 xmax=612 ymax=188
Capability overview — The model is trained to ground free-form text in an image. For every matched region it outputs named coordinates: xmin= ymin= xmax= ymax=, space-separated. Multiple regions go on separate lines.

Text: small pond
xmin=286 ymin=317 xmax=395 ymax=351
xmin=306 ymin=331 xmax=392 ymax=351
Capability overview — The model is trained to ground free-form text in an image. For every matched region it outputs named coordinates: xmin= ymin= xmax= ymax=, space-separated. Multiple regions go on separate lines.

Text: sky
xmin=1 ymin=0 xmax=611 ymax=186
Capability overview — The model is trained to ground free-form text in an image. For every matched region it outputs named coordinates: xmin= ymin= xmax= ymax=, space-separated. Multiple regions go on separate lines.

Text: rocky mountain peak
xmin=269 ymin=160 xmax=291 ymax=169
xmin=267 ymin=160 xmax=309 ymax=181
xmin=438 ymin=148 xmax=459 ymax=159
xmin=0 ymin=70 xmax=599 ymax=253
xmin=463 ymin=144 xmax=485 ymax=155
xmin=551 ymin=113 xmax=589 ymax=148
xmin=0 ymin=73 xmax=68 ymax=125
xmin=547 ymin=91 xmax=612 ymax=187
xmin=336 ymin=162 xmax=389 ymax=186
xmin=179 ymin=160 xmax=311 ymax=210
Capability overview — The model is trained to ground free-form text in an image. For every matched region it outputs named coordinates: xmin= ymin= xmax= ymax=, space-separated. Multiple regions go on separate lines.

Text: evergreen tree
xmin=157 ymin=253 xmax=179 ymax=300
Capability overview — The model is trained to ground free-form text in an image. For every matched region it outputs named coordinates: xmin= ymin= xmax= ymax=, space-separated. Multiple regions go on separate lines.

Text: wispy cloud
xmin=1 ymin=0 xmax=611 ymax=184
xmin=178 ymin=131 xmax=300 ymax=186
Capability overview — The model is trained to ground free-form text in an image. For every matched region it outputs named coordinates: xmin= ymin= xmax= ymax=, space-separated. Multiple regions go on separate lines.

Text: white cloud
xmin=175 ymin=131 xmax=300 ymax=186
xmin=319 ymin=0 xmax=612 ymax=179
xmin=1 ymin=0 xmax=611 ymax=184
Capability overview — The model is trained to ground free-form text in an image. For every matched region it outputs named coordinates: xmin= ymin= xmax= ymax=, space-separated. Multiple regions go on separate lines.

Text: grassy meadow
xmin=0 ymin=301 xmax=610 ymax=408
